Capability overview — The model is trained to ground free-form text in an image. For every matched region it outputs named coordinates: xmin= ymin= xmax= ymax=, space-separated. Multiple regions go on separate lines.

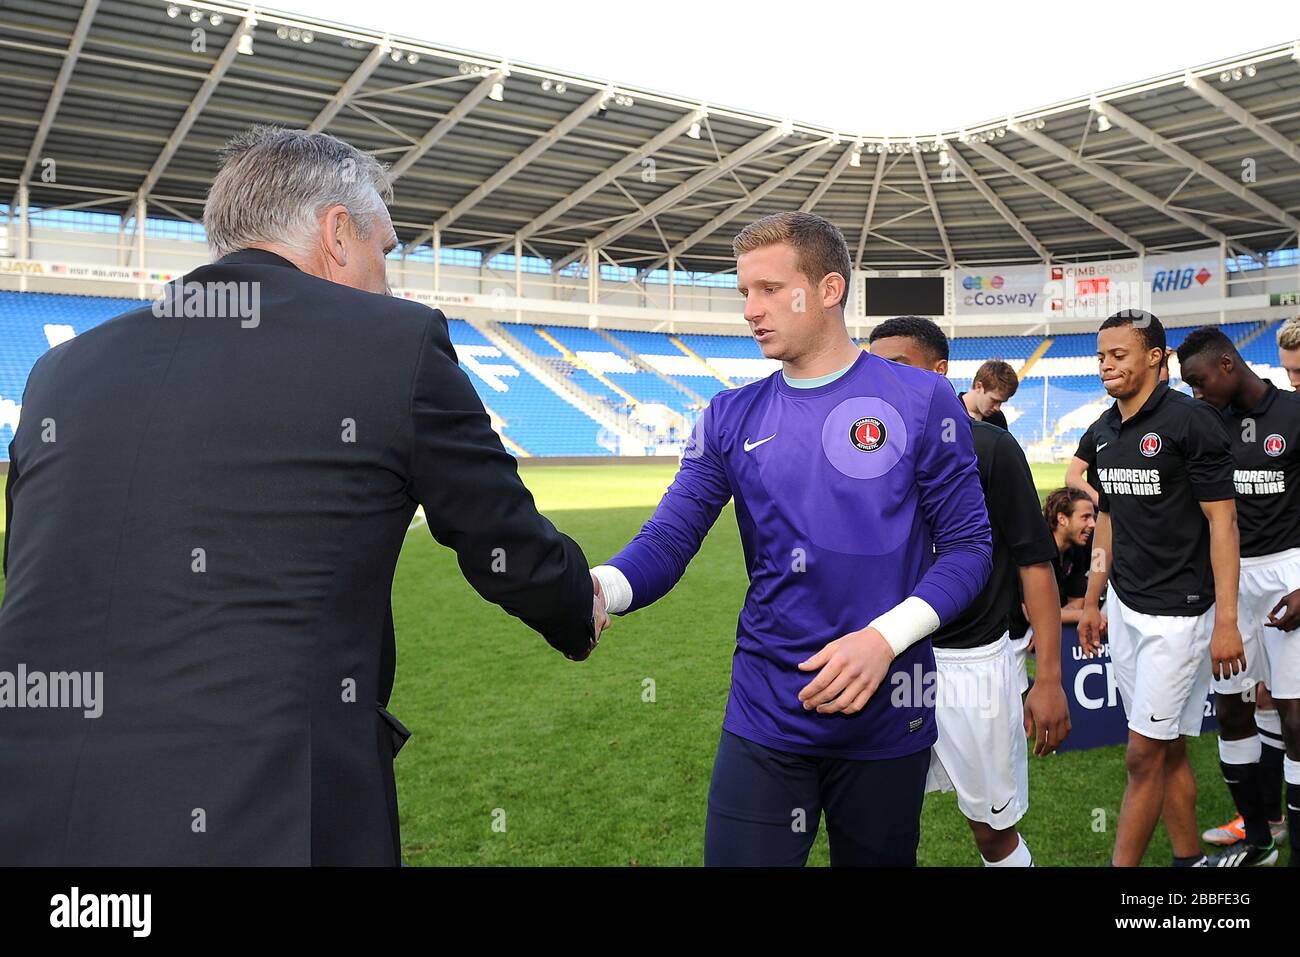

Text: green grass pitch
xmin=0 ymin=461 xmax=1254 ymax=865
xmin=387 ymin=460 xmax=1243 ymax=866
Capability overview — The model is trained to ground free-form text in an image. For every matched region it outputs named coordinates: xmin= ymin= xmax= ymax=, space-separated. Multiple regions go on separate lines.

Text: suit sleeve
xmin=604 ymin=398 xmax=732 ymax=613
xmin=407 ymin=312 xmax=595 ymax=660
xmin=3 ymin=437 xmax=16 ymax=578
xmin=909 ymin=380 xmax=994 ymax=624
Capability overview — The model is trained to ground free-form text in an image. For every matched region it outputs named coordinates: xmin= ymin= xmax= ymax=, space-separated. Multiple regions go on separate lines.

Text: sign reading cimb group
xmin=1047 ymin=258 xmax=1145 ymax=319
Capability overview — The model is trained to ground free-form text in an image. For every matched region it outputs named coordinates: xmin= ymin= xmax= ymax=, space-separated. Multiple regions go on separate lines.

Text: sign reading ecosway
xmin=954 ymin=263 xmax=1045 ymax=316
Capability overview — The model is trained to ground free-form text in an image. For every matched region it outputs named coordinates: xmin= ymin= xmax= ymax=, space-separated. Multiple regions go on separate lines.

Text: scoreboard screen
xmin=863 ymin=276 xmax=944 ymax=317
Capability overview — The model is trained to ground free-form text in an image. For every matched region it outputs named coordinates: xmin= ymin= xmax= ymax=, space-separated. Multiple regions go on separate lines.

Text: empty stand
xmin=0 ymin=291 xmax=1289 ymax=461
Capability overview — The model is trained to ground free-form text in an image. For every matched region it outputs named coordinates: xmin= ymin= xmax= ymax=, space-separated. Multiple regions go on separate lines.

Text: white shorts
xmin=1010 ymin=631 xmax=1032 ymax=695
xmin=1212 ymin=547 xmax=1300 ymax=700
xmin=1106 ymin=584 xmax=1214 ymax=740
xmin=926 ymin=633 xmax=1029 ymax=829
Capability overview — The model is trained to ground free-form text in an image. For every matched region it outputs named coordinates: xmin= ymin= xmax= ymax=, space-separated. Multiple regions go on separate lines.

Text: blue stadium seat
xmin=543 ymin=326 xmax=700 ymax=416
xmin=0 ymin=291 xmax=1285 ymax=460
xmin=0 ymin=292 xmax=151 ymax=454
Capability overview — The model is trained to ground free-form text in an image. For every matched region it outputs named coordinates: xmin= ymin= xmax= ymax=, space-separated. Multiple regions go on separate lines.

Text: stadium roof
xmin=2 ymin=0 xmax=1298 ymax=275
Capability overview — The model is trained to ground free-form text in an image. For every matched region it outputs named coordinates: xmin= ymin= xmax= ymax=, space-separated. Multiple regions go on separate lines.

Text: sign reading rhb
xmin=1144 ymin=249 xmax=1221 ymax=305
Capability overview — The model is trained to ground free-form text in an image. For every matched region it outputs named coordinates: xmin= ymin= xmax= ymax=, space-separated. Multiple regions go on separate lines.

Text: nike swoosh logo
xmin=1097 ymin=442 xmax=1109 ymax=451
xmin=991 ymin=799 xmax=1011 ymax=815
xmin=743 ymin=434 xmax=776 ymax=452
xmin=1150 ymin=714 xmax=1174 ymax=722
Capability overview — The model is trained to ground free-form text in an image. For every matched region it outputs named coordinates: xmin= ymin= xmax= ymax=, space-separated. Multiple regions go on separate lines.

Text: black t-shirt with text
xmin=932 ymin=419 xmax=1057 ymax=648
xmin=1093 ymin=383 xmax=1234 ymax=616
xmin=1219 ymin=382 xmax=1300 ymax=558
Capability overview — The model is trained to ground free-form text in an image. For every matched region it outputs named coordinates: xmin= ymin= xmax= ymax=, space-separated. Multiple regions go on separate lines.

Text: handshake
xmin=591 ymin=572 xmax=611 ymax=641
xmin=565 ymin=571 xmax=612 ymax=662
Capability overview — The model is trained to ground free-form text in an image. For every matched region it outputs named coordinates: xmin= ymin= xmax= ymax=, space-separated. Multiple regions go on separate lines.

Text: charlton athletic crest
xmin=1139 ymin=432 xmax=1162 ymax=457
xmin=850 ymin=416 xmax=887 ymax=452
xmin=1265 ymin=433 xmax=1286 ymax=457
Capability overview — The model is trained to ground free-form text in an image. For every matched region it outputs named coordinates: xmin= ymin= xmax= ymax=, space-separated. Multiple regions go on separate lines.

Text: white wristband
xmin=868 ymin=596 xmax=941 ymax=657
xmin=590 ymin=565 xmax=633 ymax=615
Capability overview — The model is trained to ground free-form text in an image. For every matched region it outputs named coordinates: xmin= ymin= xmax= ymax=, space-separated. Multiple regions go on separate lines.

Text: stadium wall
xmin=5 ymin=224 xmax=1298 ymax=339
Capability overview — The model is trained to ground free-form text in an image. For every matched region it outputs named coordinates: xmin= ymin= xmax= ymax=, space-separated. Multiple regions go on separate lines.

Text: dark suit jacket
xmin=0 ymin=249 xmax=595 ymax=865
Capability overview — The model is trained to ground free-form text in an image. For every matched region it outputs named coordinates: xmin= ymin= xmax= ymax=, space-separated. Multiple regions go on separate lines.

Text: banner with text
xmin=1047 ymin=258 xmax=1145 ymax=321
xmin=1145 ymin=247 xmax=1221 ymax=305
xmin=1057 ymin=624 xmax=1218 ymax=752
xmin=954 ymin=263 xmax=1046 ymax=316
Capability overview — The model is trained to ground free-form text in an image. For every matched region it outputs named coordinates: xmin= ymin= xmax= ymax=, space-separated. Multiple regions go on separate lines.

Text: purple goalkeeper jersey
xmin=607 ymin=350 xmax=992 ymax=760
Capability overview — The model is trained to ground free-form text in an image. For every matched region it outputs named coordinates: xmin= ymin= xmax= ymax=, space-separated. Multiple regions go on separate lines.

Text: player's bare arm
xmin=1080 ymin=511 xmax=1112 ymax=657
xmin=1065 ymin=456 xmax=1098 ymax=505
xmin=1200 ymin=497 xmax=1246 ymax=679
xmin=1019 ymin=562 xmax=1071 ymax=755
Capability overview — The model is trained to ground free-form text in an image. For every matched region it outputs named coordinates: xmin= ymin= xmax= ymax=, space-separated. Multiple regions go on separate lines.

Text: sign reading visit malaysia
xmin=954 ymin=263 xmax=1045 ymax=315
xmin=1145 ymin=247 xmax=1220 ymax=304
xmin=0 ymin=258 xmax=181 ymax=285
xmin=1046 ymin=258 xmax=1144 ymax=319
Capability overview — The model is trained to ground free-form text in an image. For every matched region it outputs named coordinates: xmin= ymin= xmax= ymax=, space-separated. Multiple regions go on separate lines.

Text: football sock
xmin=1286 ymin=757 xmax=1299 ymax=868
xmin=1219 ymin=736 xmax=1270 ymax=847
xmin=982 ymin=833 xmax=1032 ymax=867
xmin=1256 ymin=708 xmax=1285 ymax=822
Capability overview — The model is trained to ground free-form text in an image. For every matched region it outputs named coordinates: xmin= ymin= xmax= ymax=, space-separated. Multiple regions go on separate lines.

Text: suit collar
xmin=214 ymin=248 xmax=301 ymax=271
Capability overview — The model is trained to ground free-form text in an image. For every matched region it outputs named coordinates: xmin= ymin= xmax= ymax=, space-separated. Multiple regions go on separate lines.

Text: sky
xmin=269 ymin=0 xmax=1298 ymax=133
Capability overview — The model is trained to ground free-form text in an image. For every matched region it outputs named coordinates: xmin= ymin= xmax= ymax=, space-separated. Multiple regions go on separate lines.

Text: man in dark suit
xmin=0 ymin=127 xmax=606 ymax=865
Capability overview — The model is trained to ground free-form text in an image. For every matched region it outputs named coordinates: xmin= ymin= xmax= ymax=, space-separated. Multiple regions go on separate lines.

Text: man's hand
xmin=591 ymin=572 xmax=610 ymax=642
xmin=1023 ymin=680 xmax=1071 ymax=756
xmin=560 ymin=574 xmax=608 ymax=662
xmin=1266 ymin=588 xmax=1300 ymax=632
xmin=796 ymin=627 xmax=895 ymax=715
xmin=1078 ymin=604 xmax=1104 ymax=657
xmin=1210 ymin=619 xmax=1246 ymax=681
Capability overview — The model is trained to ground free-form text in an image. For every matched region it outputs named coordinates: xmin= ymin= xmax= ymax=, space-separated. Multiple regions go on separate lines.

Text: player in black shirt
xmin=1177 ymin=326 xmax=1299 ymax=866
xmin=871 ymin=316 xmax=1069 ymax=867
xmin=1079 ymin=310 xmax=1244 ymax=868
xmin=959 ymin=359 xmax=1017 ymax=431
xmin=1043 ymin=487 xmax=1095 ymax=625
xmin=1067 ymin=354 xmax=1169 ymax=505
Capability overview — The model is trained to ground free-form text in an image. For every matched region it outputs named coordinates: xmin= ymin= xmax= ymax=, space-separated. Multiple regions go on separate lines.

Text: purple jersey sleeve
xmin=908 ymin=380 xmax=994 ymax=624
xmin=606 ymin=403 xmax=732 ymax=612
